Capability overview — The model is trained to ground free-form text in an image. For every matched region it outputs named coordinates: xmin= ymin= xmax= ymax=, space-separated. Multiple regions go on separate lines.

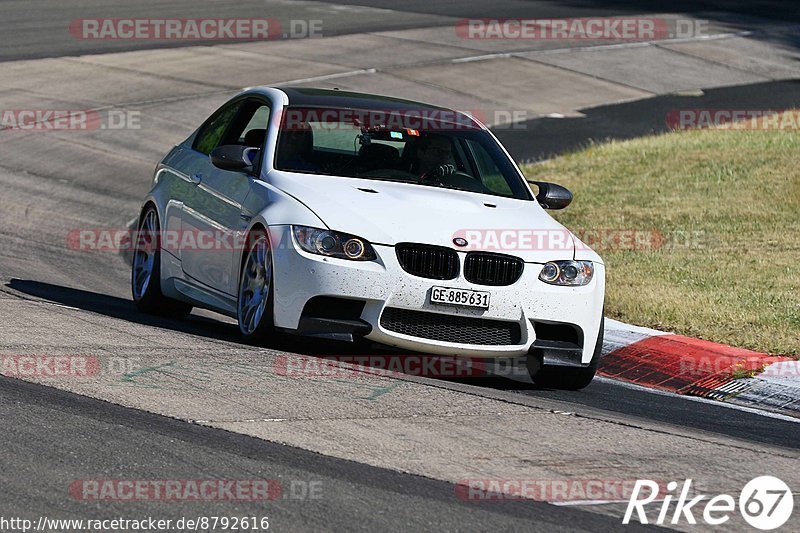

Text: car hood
xmin=268 ymin=171 xmax=576 ymax=263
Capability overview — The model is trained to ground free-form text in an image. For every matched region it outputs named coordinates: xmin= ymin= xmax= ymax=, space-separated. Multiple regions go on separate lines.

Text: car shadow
xmin=7 ymin=279 xmax=242 ymax=344
xmin=6 ymin=278 xmax=541 ymax=390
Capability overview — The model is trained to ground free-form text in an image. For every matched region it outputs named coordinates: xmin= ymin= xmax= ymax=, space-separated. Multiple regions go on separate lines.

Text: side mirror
xmin=531 ymin=181 xmax=572 ymax=210
xmin=210 ymin=145 xmax=258 ymax=174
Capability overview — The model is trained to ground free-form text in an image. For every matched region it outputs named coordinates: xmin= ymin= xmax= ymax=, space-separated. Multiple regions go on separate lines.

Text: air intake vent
xmin=380 ymin=307 xmax=522 ymax=345
xmin=464 ymin=252 xmax=524 ymax=286
xmin=395 ymin=243 xmax=459 ymax=280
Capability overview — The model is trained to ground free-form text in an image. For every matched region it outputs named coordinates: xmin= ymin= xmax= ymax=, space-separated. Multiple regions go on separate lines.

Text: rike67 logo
xmin=624 ymin=476 xmax=794 ymax=530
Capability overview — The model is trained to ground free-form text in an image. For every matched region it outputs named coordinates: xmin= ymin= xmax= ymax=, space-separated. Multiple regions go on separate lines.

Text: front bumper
xmin=269 ymin=226 xmax=605 ymax=363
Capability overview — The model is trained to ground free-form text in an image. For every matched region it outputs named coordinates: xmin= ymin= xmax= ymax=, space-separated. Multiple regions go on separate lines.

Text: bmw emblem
xmin=453 ymin=237 xmax=468 ymax=247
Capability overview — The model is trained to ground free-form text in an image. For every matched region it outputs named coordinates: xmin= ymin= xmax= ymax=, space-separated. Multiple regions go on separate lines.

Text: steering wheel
xmin=419 ymin=166 xmax=489 ymax=193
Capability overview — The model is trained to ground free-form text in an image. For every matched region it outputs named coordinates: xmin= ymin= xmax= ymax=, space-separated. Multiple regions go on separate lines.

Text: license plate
xmin=430 ymin=286 xmax=490 ymax=309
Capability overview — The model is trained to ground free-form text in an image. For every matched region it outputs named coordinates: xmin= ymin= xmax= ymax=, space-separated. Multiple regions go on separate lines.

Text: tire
xmin=530 ymin=316 xmax=604 ymax=390
xmin=131 ymin=205 xmax=192 ymax=318
xmin=236 ymin=228 xmax=275 ymax=343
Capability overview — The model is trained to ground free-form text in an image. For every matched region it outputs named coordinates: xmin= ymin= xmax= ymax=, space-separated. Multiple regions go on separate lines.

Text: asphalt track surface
xmin=1 ymin=376 xmax=658 ymax=532
xmin=1 ymin=1 xmax=799 ymax=530
xmin=7 ymin=279 xmax=799 ymax=452
xmin=3 ymin=0 xmax=800 ymax=61
xmin=1 ymin=0 xmax=637 ymax=61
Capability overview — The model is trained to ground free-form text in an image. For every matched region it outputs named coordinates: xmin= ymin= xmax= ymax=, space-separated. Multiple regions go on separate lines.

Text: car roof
xmin=240 ymin=86 xmax=486 ymax=130
xmin=278 ymin=87 xmax=451 ymax=112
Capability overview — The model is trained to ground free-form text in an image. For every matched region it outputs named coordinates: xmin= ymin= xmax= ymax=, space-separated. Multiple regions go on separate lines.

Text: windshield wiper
xmin=357 ymin=175 xmax=418 ymax=184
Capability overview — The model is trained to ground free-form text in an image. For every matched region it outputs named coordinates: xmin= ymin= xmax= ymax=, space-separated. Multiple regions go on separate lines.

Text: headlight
xmin=539 ymin=260 xmax=594 ymax=286
xmin=292 ymin=226 xmax=377 ymax=261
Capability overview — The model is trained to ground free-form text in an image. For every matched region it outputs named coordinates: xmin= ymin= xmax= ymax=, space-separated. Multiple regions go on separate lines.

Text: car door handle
xmin=190 ymin=173 xmax=203 ymax=184
xmin=240 ymin=214 xmax=252 ymax=222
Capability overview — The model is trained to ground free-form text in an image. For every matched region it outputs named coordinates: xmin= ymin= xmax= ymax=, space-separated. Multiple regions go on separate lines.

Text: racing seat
xmin=276 ymin=127 xmax=319 ymax=171
xmin=244 ymin=128 xmax=267 ymax=148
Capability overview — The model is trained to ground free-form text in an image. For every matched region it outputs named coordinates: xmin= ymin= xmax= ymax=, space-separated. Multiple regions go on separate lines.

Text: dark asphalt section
xmin=465 ymin=375 xmax=800 ymax=450
xmin=0 ymin=0 xmax=444 ymax=62
xmin=8 ymin=279 xmax=800 ymax=453
xmin=494 ymin=79 xmax=800 ymax=162
xmin=5 ymin=0 xmax=800 ymax=62
xmin=0 ymin=374 xmax=658 ymax=532
xmin=314 ymin=0 xmax=800 ymax=22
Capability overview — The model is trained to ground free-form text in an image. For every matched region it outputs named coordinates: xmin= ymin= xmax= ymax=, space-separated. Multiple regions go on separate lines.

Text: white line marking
xmin=605 ymin=318 xmax=671 ymax=336
xmin=554 ymin=491 xmax=800 ymax=507
xmin=551 ymin=498 xmax=667 ymax=507
xmin=194 ymin=418 xmax=288 ymax=423
xmin=276 ymin=68 xmax=377 ymax=86
xmin=452 ymin=52 xmax=512 ymax=63
xmin=526 ymin=30 xmax=753 ymax=55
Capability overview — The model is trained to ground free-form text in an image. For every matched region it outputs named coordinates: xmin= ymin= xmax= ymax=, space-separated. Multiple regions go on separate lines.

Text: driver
xmin=416 ymin=134 xmax=455 ymax=181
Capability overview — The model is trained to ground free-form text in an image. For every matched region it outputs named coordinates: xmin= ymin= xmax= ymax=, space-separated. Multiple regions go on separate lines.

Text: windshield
xmin=274 ymin=106 xmax=532 ymax=201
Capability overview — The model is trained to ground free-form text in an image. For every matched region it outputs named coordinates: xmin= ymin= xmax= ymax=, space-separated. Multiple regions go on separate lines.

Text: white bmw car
xmin=132 ymin=87 xmax=605 ymax=389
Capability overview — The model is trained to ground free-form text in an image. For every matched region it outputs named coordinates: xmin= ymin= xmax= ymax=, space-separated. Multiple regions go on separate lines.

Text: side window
xmin=193 ymin=102 xmax=241 ymax=155
xmin=466 ymin=139 xmax=514 ymax=196
xmin=225 ymin=101 xmax=271 ymax=172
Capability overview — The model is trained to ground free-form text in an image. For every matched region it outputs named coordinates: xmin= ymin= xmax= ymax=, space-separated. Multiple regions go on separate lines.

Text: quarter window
xmin=236 ymin=105 xmax=271 ymax=145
